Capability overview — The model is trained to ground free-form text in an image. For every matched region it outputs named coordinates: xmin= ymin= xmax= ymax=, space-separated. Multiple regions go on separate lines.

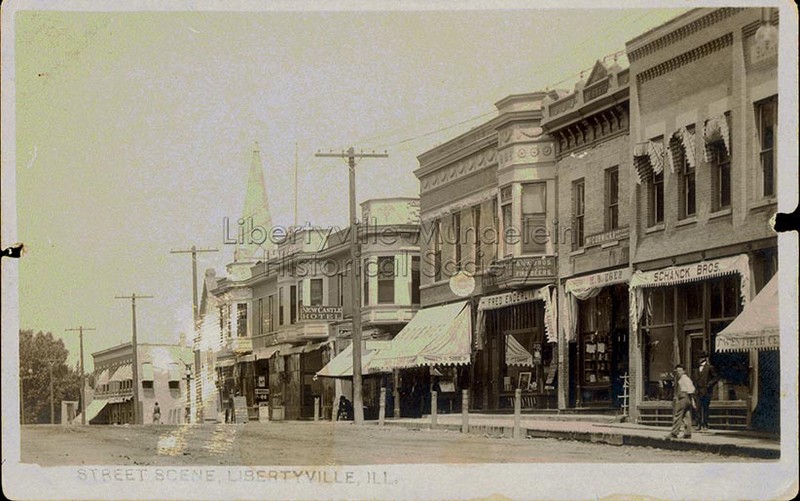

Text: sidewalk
xmin=373 ymin=413 xmax=781 ymax=459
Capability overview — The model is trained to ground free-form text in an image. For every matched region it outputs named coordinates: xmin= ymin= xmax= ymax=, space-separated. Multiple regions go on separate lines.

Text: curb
xmin=378 ymin=420 xmax=780 ymax=459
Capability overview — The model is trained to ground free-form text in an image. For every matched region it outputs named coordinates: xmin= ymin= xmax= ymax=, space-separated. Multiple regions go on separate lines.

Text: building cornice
xmin=636 ymin=33 xmax=733 ymax=84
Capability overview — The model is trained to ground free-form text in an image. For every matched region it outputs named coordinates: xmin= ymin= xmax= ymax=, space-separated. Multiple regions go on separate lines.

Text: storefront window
xmin=710 ymin=275 xmax=740 ymax=320
xmin=682 ymin=282 xmax=703 ymax=321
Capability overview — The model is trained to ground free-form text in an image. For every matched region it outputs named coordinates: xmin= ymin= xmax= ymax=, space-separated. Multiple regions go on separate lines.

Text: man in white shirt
xmin=669 ymin=364 xmax=696 ymax=439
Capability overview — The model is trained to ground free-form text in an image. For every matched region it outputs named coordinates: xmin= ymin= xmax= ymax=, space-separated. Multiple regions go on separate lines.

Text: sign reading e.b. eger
xmin=299 ymin=306 xmax=343 ymax=321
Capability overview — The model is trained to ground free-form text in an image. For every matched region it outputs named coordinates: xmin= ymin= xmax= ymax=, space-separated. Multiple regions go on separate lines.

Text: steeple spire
xmin=234 ymin=142 xmax=274 ymax=262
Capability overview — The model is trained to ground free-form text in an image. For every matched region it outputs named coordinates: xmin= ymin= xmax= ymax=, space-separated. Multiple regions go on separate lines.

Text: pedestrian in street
xmin=669 ymin=364 xmax=696 ymax=439
xmin=152 ymin=402 xmax=161 ymax=424
xmin=694 ymin=352 xmax=719 ymax=431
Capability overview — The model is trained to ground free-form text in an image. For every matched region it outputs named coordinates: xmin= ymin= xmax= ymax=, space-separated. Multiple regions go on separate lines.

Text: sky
xmin=8 ymin=4 xmax=691 ymax=370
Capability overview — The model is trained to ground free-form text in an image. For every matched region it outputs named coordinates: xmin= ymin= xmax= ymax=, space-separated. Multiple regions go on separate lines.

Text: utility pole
xmin=171 ymin=246 xmax=218 ymax=425
xmin=47 ymin=360 xmax=56 ymax=424
xmin=115 ymin=293 xmax=153 ymax=424
xmin=315 ymin=147 xmax=388 ymax=425
xmin=170 ymin=246 xmax=219 ymax=326
xmin=294 ymin=142 xmax=299 ymax=227
xmin=66 ymin=326 xmax=95 ymax=425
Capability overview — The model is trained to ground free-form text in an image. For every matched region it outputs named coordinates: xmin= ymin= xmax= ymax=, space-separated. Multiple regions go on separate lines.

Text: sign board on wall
xmin=299 ymin=306 xmax=343 ymax=321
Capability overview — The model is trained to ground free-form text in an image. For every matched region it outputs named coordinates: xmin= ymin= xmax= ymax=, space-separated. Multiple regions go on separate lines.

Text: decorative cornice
xmin=637 ymin=33 xmax=733 ymax=84
xmin=628 ymin=8 xmax=744 ymax=62
xmin=742 ymin=9 xmax=779 ymax=38
xmin=420 ymin=147 xmax=498 ymax=193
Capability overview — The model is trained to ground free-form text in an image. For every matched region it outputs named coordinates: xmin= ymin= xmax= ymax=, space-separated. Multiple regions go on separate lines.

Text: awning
xmin=238 ymin=354 xmax=256 ymax=363
xmin=716 ymin=275 xmax=780 ymax=352
xmin=316 ymin=343 xmax=381 ymax=378
xmin=109 ymin=364 xmax=132 ymax=382
xmin=703 ymin=113 xmax=731 ymax=162
xmin=107 ymin=396 xmax=132 ymax=404
xmin=668 ymin=126 xmax=697 ymax=173
xmin=216 ymin=357 xmax=236 ymax=368
xmin=475 ymin=286 xmax=556 ymax=347
xmin=254 ymin=344 xmax=292 ymax=360
xmin=283 ymin=341 xmax=330 ymax=356
xmin=95 ymin=369 xmax=109 ymax=386
xmin=506 ymin=335 xmax=533 ymax=367
xmin=633 ymin=140 xmax=665 ymax=184
xmin=563 ymin=268 xmax=631 ymax=342
xmin=370 ymin=301 xmax=471 ymax=370
xmin=76 ymin=399 xmax=109 ymax=424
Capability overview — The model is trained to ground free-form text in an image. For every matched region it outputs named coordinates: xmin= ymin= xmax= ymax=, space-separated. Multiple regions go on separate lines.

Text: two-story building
xmin=198 ymin=197 xmax=422 ymax=421
xmin=80 ymin=341 xmax=193 ymax=425
xmin=402 ymin=92 xmax=561 ymax=412
xmin=541 ymin=59 xmax=633 ymax=411
xmin=625 ymin=7 xmax=779 ymax=431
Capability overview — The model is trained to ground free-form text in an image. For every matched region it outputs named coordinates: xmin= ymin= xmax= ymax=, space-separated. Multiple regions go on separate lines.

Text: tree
xmin=19 ymin=330 xmax=82 ymax=424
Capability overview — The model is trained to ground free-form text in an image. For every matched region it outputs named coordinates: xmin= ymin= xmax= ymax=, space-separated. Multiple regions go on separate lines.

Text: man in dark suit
xmin=694 ymin=352 xmax=719 ymax=431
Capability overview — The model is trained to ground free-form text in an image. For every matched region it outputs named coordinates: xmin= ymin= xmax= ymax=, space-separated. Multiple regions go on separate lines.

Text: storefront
xmin=563 ymin=268 xmax=631 ymax=409
xmin=267 ymin=342 xmax=332 ymax=420
xmin=473 ymin=287 xmax=557 ymax=411
xmin=630 ymin=254 xmax=756 ymax=428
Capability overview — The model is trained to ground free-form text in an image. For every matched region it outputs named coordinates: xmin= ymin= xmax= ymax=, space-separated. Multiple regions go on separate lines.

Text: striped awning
xmin=95 ymin=369 xmax=110 ymax=386
xmin=168 ymin=363 xmax=182 ymax=381
xmin=506 ymin=335 xmax=533 ymax=367
xmin=633 ymin=140 xmax=665 ymax=184
xmin=370 ymin=301 xmax=472 ymax=370
xmin=141 ymin=363 xmax=154 ymax=381
xmin=703 ymin=114 xmax=730 ymax=162
xmin=78 ymin=399 xmax=109 ymax=424
xmin=316 ymin=343 xmax=381 ymax=378
xmin=668 ymin=126 xmax=697 ymax=173
xmin=253 ymin=344 xmax=292 ymax=360
xmin=109 ymin=364 xmax=132 ymax=382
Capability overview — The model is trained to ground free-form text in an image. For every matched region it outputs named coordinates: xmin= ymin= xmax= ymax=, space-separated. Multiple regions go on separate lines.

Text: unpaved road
xmin=21 ymin=422 xmax=756 ymax=466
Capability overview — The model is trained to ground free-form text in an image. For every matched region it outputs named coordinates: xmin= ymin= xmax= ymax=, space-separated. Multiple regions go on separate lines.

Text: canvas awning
xmin=77 ymin=399 xmax=109 ymax=424
xmin=254 ymin=344 xmax=292 ymax=360
xmin=506 ymin=335 xmax=533 ymax=367
xmin=109 ymin=364 xmax=132 ymax=382
xmin=95 ymin=369 xmax=110 ymax=386
xmin=316 ymin=343 xmax=381 ymax=378
xmin=141 ymin=363 xmax=154 ymax=381
xmin=168 ymin=363 xmax=182 ymax=381
xmin=370 ymin=301 xmax=471 ymax=370
xmin=215 ymin=357 xmax=236 ymax=368
xmin=283 ymin=341 xmax=329 ymax=356
xmin=716 ymin=275 xmax=780 ymax=352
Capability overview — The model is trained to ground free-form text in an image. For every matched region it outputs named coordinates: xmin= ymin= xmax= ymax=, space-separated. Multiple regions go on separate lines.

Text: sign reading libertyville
xmin=299 ymin=306 xmax=343 ymax=321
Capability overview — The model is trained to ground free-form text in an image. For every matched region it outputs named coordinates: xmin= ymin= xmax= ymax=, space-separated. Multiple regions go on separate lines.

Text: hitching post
xmin=379 ymin=387 xmax=386 ymax=426
xmin=431 ymin=390 xmax=438 ymax=428
xmin=461 ymin=389 xmax=469 ymax=434
xmin=314 ymin=397 xmax=320 ymax=422
xmin=514 ymin=388 xmax=522 ymax=439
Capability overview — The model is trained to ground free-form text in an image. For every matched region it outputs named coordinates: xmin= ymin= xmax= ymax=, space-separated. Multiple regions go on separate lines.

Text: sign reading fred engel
xmin=299 ymin=306 xmax=343 ymax=321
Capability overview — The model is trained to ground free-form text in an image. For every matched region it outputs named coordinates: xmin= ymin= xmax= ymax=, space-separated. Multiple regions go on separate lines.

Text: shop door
xmin=685 ymin=328 xmax=705 ymax=373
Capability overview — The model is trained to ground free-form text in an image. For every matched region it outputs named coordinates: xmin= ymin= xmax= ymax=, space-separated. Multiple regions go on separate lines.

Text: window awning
xmin=667 ymin=126 xmax=697 ymax=173
xmin=506 ymin=335 xmax=533 ymax=367
xmin=370 ymin=301 xmax=472 ymax=370
xmin=283 ymin=341 xmax=330 ymax=356
xmin=168 ymin=363 xmax=182 ymax=381
xmin=703 ymin=113 xmax=730 ymax=162
xmin=316 ymin=343 xmax=381 ymax=378
xmin=633 ymin=140 xmax=665 ymax=184
xmin=76 ymin=399 xmax=109 ymax=424
xmin=716 ymin=275 xmax=780 ymax=353
xmin=254 ymin=344 xmax=293 ymax=360
xmin=95 ymin=369 xmax=110 ymax=386
xmin=109 ymin=364 xmax=132 ymax=382
xmin=215 ymin=358 xmax=236 ymax=368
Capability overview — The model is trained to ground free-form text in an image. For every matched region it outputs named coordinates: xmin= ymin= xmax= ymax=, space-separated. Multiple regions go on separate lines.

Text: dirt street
xmin=21 ymin=422 xmax=755 ymax=466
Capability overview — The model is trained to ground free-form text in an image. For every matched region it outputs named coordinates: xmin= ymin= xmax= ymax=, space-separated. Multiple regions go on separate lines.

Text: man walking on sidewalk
xmin=694 ymin=352 xmax=719 ymax=431
xmin=670 ymin=364 xmax=696 ymax=439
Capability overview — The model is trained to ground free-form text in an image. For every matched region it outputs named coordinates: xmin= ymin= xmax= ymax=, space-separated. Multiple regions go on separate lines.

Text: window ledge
xmin=570 ymin=248 xmax=586 ymax=257
xmin=645 ymin=223 xmax=665 ymax=234
xmin=709 ymin=207 xmax=733 ymax=220
xmin=675 ymin=216 xmax=698 ymax=228
xmin=749 ymin=197 xmax=777 ymax=211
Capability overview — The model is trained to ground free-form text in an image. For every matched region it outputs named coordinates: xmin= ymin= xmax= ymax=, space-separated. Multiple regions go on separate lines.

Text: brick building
xmin=625 ymin=7 xmax=779 ymax=430
xmin=541 ymin=59 xmax=633 ymax=411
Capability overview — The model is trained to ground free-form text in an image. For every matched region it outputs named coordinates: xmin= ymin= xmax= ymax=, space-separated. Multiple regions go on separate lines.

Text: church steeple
xmin=234 ymin=142 xmax=274 ymax=263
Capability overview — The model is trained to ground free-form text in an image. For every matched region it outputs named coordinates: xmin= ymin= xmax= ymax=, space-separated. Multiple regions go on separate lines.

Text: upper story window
xmin=310 ymin=278 xmax=324 ymax=306
xmin=521 ymin=183 xmax=547 ymax=255
xmin=219 ymin=306 xmax=225 ymax=342
xmin=648 ymin=171 xmax=664 ymax=227
xmin=290 ymin=285 xmax=297 ymax=324
xmin=452 ymin=212 xmax=462 ymax=271
xmin=492 ymin=198 xmax=499 ymax=260
xmin=710 ymin=142 xmax=731 ymax=211
xmin=411 ymin=256 xmax=420 ymax=304
xmin=605 ymin=167 xmax=620 ymax=230
xmin=267 ymin=294 xmax=275 ymax=332
xmin=472 ymin=205 xmax=482 ymax=272
xmin=236 ymin=303 xmax=247 ymax=337
xmin=756 ymin=96 xmax=777 ymax=198
xmin=433 ymin=219 xmax=442 ymax=282
xmin=278 ymin=287 xmax=284 ymax=326
xmin=673 ymin=127 xmax=697 ymax=219
xmin=500 ymin=186 xmax=512 ymax=258
xmin=572 ymin=179 xmax=585 ymax=250
xmin=257 ymin=298 xmax=264 ymax=336
xmin=377 ymin=256 xmax=395 ymax=304
xmin=297 ymin=280 xmax=304 ymax=314
xmin=363 ymin=258 xmax=370 ymax=306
